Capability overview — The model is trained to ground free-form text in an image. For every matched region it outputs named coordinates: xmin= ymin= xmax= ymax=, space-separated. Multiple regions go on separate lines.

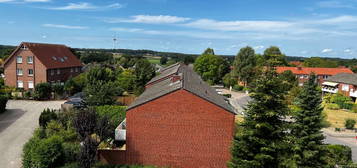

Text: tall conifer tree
xmin=291 ymin=74 xmax=327 ymax=167
xmin=229 ymin=69 xmax=289 ymax=168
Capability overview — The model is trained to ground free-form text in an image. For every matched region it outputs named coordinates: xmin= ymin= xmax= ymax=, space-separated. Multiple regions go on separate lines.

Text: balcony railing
xmin=115 ymin=119 xmax=126 ymax=141
xmin=322 ymin=87 xmax=338 ymax=93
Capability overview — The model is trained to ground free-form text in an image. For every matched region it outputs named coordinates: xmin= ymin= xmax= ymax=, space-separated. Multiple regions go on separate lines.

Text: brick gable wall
xmin=99 ymin=89 xmax=235 ymax=168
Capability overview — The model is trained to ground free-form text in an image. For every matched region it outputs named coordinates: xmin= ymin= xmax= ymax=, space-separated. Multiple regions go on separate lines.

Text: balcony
xmin=322 ymin=87 xmax=338 ymax=93
xmin=115 ymin=119 xmax=126 ymax=141
xmin=350 ymin=91 xmax=357 ymax=98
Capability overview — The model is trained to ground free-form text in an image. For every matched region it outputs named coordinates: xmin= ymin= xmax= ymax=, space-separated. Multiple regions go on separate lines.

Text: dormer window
xmin=16 ymin=56 xmax=22 ymax=63
xmin=21 ymin=45 xmax=28 ymax=50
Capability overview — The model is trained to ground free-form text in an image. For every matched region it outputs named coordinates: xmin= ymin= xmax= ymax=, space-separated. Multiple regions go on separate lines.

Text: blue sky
xmin=1 ymin=0 xmax=357 ymax=58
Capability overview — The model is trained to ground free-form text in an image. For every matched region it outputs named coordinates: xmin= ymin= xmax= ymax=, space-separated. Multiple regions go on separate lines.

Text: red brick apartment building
xmin=276 ymin=66 xmax=353 ymax=86
xmin=99 ymin=63 xmax=236 ymax=168
xmin=3 ymin=42 xmax=82 ymax=90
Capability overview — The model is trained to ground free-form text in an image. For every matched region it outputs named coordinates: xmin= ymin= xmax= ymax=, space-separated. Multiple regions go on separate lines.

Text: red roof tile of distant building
xmin=276 ymin=66 xmax=353 ymax=75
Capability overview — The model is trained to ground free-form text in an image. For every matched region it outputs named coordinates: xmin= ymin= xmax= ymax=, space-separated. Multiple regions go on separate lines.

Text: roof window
xmin=52 ymin=56 xmax=57 ymax=60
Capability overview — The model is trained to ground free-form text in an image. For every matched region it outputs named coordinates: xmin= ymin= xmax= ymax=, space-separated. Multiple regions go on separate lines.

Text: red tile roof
xmin=5 ymin=42 xmax=82 ymax=69
xmin=276 ymin=66 xmax=353 ymax=75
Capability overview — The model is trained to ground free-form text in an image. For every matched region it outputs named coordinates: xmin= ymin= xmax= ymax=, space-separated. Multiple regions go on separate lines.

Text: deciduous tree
xmin=194 ymin=48 xmax=230 ymax=84
xmin=233 ymin=46 xmax=257 ymax=86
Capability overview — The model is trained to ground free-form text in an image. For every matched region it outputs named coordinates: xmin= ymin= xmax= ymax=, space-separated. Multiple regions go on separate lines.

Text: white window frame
xmin=50 ymin=69 xmax=55 ymax=76
xmin=57 ymin=69 xmax=60 ymax=75
xmin=16 ymin=56 xmax=22 ymax=64
xmin=28 ymin=81 xmax=34 ymax=89
xmin=28 ymin=69 xmax=34 ymax=76
xmin=17 ymin=80 xmax=23 ymax=88
xmin=27 ymin=56 xmax=33 ymax=64
xmin=16 ymin=69 xmax=23 ymax=76
xmin=75 ymin=67 xmax=79 ymax=72
xmin=70 ymin=68 xmax=74 ymax=73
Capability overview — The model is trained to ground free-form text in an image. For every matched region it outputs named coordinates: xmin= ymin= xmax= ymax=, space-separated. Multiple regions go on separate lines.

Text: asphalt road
xmin=0 ymin=100 xmax=64 ymax=168
xmin=324 ymin=133 xmax=357 ymax=162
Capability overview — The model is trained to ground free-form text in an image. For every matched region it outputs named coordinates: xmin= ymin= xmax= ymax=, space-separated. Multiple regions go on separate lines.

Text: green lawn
xmin=324 ymin=109 xmax=357 ymax=128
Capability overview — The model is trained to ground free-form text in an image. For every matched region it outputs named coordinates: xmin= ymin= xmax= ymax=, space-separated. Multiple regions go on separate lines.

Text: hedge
xmin=326 ymin=144 xmax=352 ymax=166
xmin=0 ymin=94 xmax=8 ymax=113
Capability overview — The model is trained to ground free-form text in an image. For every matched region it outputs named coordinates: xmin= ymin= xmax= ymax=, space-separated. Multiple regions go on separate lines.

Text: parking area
xmin=0 ymin=100 xmax=64 ymax=168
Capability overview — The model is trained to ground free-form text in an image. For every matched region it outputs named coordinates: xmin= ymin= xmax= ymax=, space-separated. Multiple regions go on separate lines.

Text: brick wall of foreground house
xmin=4 ymin=49 xmax=47 ymax=89
xmin=99 ymin=89 xmax=235 ymax=168
xmin=46 ymin=67 xmax=81 ymax=84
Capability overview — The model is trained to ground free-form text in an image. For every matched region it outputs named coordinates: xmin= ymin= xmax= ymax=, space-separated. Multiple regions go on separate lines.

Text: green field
xmin=147 ymin=58 xmax=160 ymax=64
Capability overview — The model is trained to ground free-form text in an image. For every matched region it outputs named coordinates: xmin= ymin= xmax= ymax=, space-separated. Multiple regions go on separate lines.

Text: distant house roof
xmin=4 ymin=42 xmax=82 ymax=69
xmin=146 ymin=62 xmax=181 ymax=86
xmin=276 ymin=66 xmax=353 ymax=76
xmin=127 ymin=63 xmax=235 ymax=114
xmin=325 ymin=73 xmax=357 ymax=86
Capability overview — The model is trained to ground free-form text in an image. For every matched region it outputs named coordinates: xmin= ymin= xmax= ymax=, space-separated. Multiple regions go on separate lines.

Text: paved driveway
xmin=0 ymin=100 xmax=64 ymax=168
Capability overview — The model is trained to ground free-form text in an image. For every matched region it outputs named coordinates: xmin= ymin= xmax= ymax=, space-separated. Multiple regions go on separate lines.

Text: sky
xmin=1 ymin=0 xmax=357 ymax=58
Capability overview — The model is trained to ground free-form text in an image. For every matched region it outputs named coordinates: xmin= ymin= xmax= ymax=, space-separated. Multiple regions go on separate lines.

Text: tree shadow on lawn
xmin=0 ymin=109 xmax=25 ymax=133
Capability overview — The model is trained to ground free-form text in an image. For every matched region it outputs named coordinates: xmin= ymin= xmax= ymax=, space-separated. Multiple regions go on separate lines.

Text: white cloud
xmin=321 ymin=48 xmax=333 ymax=53
xmin=109 ymin=27 xmax=235 ymax=39
xmin=104 ymin=15 xmax=190 ymax=24
xmin=317 ymin=1 xmax=355 ymax=9
xmin=42 ymin=24 xmax=88 ymax=29
xmin=316 ymin=15 xmax=357 ymax=24
xmin=183 ymin=19 xmax=294 ymax=32
xmin=253 ymin=45 xmax=265 ymax=50
xmin=344 ymin=49 xmax=354 ymax=54
xmin=48 ymin=2 xmax=122 ymax=10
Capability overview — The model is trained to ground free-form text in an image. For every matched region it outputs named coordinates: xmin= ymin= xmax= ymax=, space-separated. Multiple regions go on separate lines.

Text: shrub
xmin=22 ymin=135 xmax=64 ymax=168
xmin=352 ymin=104 xmax=357 ymax=113
xmin=326 ymin=144 xmax=352 ymax=166
xmin=39 ymin=108 xmax=58 ymax=128
xmin=335 ymin=127 xmax=341 ymax=132
xmin=325 ymin=103 xmax=340 ymax=110
xmin=22 ymin=136 xmax=41 ymax=168
xmin=0 ymin=94 xmax=8 ymax=113
xmin=62 ymin=142 xmax=80 ymax=163
xmin=331 ymin=93 xmax=353 ymax=110
xmin=52 ymin=84 xmax=64 ymax=99
xmin=34 ymin=83 xmax=52 ymax=100
xmin=345 ymin=118 xmax=356 ymax=129
xmin=64 ymin=78 xmax=81 ymax=96
xmin=23 ymin=90 xmax=33 ymax=99
xmin=232 ymin=85 xmax=244 ymax=91
xmin=96 ymin=105 xmax=126 ymax=126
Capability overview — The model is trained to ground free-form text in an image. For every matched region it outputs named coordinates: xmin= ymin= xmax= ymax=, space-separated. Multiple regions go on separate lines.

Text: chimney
xmin=297 ymin=66 xmax=302 ymax=70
